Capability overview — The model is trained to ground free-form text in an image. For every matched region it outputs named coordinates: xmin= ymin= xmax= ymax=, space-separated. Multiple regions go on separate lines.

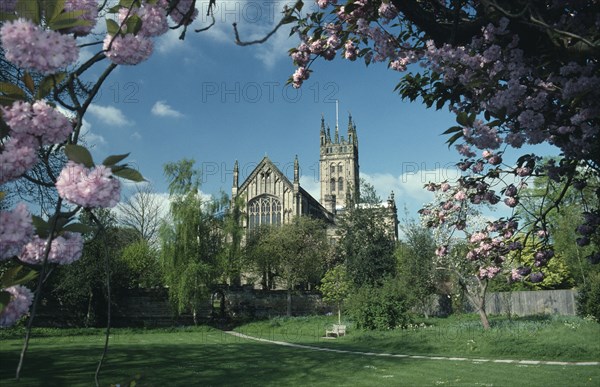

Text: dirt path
xmin=224 ymin=331 xmax=600 ymax=366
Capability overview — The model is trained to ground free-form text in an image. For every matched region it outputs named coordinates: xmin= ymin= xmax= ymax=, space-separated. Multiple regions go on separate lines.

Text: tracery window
xmin=330 ymin=178 xmax=336 ymax=192
xmin=338 ymin=177 xmax=344 ymax=191
xmin=330 ymin=164 xmax=335 ymax=174
xmin=248 ymin=195 xmax=282 ymax=229
xmin=338 ymin=163 xmax=343 ymax=173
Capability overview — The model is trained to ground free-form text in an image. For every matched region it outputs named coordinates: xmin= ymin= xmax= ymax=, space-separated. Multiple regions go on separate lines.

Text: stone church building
xmin=231 ymin=114 xmax=398 ymax=238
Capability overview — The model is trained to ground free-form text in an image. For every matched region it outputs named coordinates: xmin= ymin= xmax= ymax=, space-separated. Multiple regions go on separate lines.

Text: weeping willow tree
xmin=160 ymin=159 xmax=223 ymax=324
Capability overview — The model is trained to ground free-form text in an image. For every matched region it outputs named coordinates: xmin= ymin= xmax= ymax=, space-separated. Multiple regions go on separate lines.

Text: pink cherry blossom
xmin=0 ymin=135 xmax=39 ymax=185
xmin=103 ymin=34 xmax=154 ymax=65
xmin=0 ymin=203 xmax=34 ymax=261
xmin=64 ymin=0 xmax=98 ymax=36
xmin=19 ymin=232 xmax=84 ymax=265
xmin=0 ymin=18 xmax=79 ymax=74
xmin=2 ymin=100 xmax=72 ymax=145
xmin=0 ymin=285 xmax=33 ymax=327
xmin=55 ymin=161 xmax=121 ymax=208
xmin=169 ymin=0 xmax=198 ymax=25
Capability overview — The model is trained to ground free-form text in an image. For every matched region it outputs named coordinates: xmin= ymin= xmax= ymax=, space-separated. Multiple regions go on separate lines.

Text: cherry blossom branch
xmin=89 ymin=211 xmax=111 ymax=387
xmin=233 ymin=1 xmax=300 ymax=46
xmin=16 ymin=198 xmax=64 ymax=380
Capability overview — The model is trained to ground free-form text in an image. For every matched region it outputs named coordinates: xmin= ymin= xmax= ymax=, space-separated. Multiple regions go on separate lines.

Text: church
xmin=231 ymin=114 xmax=398 ymax=238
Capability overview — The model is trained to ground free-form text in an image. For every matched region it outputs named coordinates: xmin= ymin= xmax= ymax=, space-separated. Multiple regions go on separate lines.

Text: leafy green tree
xmin=50 ymin=209 xmax=134 ymax=327
xmin=396 ymin=216 xmax=438 ymax=317
xmin=319 ymin=264 xmax=350 ymax=324
xmin=337 ymin=181 xmax=396 ymax=287
xmin=244 ymin=225 xmax=280 ymax=290
xmin=160 ymin=159 xmax=223 ymax=324
xmin=119 ymin=240 xmax=162 ymax=289
xmin=518 ymin=168 xmax=599 ymax=287
xmin=245 ymin=217 xmax=328 ymax=315
xmin=220 ymin=194 xmax=245 ymax=286
xmin=346 ymin=277 xmax=410 ymax=330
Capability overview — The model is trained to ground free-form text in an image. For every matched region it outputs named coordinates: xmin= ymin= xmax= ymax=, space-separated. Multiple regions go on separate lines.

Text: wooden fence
xmin=483 ymin=289 xmax=578 ymax=316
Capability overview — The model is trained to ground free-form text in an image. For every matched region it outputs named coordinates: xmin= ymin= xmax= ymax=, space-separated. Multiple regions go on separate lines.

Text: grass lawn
xmin=0 ymin=315 xmax=598 ymax=386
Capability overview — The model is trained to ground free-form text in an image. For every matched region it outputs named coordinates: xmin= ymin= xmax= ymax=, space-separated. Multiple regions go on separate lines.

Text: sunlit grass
xmin=0 ymin=315 xmax=598 ymax=386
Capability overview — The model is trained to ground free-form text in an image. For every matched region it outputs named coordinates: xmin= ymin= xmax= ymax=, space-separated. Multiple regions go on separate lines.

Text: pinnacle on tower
xmin=294 ymin=155 xmax=299 ymax=183
xmin=320 ymin=114 xmax=326 ymax=134
xmin=326 ymin=125 xmax=331 ymax=142
xmin=233 ymin=160 xmax=239 ymax=187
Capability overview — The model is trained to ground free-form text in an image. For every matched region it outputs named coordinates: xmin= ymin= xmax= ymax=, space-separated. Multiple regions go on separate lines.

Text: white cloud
xmin=131 ymin=131 xmax=142 ymax=141
xmin=156 ymin=28 xmax=188 ymax=54
xmin=88 ymin=104 xmax=133 ymax=127
xmin=151 ymin=101 xmax=184 ymax=118
xmin=80 ymin=119 xmax=106 ymax=147
xmin=360 ymin=167 xmax=462 ymax=216
xmin=300 ymin=175 xmax=320 ymax=200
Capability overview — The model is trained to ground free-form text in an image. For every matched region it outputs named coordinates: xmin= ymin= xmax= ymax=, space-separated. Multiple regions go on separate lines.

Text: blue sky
xmin=77 ymin=1 xmax=555 ymax=220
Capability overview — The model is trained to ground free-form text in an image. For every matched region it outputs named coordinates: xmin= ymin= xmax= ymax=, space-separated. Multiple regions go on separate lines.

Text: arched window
xmin=338 ymin=163 xmax=343 ymax=173
xmin=248 ymin=196 xmax=282 ymax=230
xmin=338 ymin=177 xmax=344 ymax=191
xmin=330 ymin=164 xmax=335 ymax=174
xmin=330 ymin=178 xmax=336 ymax=192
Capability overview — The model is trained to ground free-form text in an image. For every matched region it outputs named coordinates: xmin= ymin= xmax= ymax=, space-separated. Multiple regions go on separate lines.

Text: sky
xmin=76 ymin=1 xmax=556 ymax=222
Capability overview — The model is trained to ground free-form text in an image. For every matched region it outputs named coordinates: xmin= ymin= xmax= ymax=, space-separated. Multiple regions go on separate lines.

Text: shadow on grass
xmin=0 ymin=339 xmax=420 ymax=387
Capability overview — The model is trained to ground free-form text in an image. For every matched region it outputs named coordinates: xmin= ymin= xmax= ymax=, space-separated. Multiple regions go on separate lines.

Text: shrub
xmin=576 ymin=271 xmax=600 ymax=322
xmin=346 ymin=278 xmax=410 ymax=330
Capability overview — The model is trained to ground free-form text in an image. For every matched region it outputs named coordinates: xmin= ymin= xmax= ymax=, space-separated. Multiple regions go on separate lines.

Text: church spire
xmin=320 ymin=114 xmax=326 ymax=134
xmin=334 ymin=124 xmax=339 ymax=144
xmin=326 ymin=125 xmax=331 ymax=143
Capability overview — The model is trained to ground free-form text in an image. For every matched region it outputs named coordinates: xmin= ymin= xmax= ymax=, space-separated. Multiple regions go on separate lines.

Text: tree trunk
xmin=478 ymin=306 xmax=490 ymax=330
xmin=286 ymin=288 xmax=292 ymax=317
xmin=85 ymin=290 xmax=94 ymax=327
xmin=337 ymin=302 xmax=341 ymax=325
xmin=192 ymin=306 xmax=198 ymax=326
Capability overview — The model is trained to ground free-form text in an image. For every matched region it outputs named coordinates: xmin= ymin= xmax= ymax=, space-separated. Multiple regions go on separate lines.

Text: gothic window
xmin=338 ymin=163 xmax=343 ymax=173
xmin=330 ymin=178 xmax=336 ymax=192
xmin=248 ymin=196 xmax=282 ymax=230
xmin=338 ymin=177 xmax=344 ymax=191
xmin=330 ymin=164 xmax=335 ymax=174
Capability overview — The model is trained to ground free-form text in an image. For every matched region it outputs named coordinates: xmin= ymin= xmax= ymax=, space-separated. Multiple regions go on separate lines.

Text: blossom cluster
xmin=0 ymin=286 xmax=33 ymax=327
xmin=64 ymin=0 xmax=99 ymax=36
xmin=104 ymin=0 xmax=190 ymax=65
xmin=19 ymin=232 xmax=84 ymax=265
xmin=0 ymin=18 xmax=79 ymax=74
xmin=103 ymin=34 xmax=154 ymax=65
xmin=169 ymin=0 xmax=199 ymax=26
xmin=2 ymin=100 xmax=73 ymax=146
xmin=0 ymin=136 xmax=39 ymax=185
xmin=0 ymin=204 xmax=34 ymax=261
xmin=56 ymin=161 xmax=121 ymax=208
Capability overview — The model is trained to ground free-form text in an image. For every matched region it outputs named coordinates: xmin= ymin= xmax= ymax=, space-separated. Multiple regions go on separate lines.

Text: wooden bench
xmin=325 ymin=324 xmax=346 ymax=337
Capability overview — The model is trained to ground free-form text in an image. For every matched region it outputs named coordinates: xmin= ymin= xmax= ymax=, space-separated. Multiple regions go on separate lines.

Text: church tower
xmin=320 ymin=113 xmax=359 ymax=211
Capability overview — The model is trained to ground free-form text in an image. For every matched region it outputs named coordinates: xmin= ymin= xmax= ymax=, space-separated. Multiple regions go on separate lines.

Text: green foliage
xmin=244 ymin=217 xmax=328 ymax=291
xmin=219 ymin=194 xmax=245 ymax=286
xmin=576 ymin=271 xmax=600 ymax=322
xmin=119 ymin=240 xmax=162 ymax=288
xmin=346 ymin=277 xmax=410 ymax=330
xmin=396 ymin=217 xmax=438 ymax=317
xmin=49 ymin=210 xmax=135 ymax=326
xmin=518 ymin=164 xmax=599 ymax=287
xmin=160 ymin=159 xmax=223 ymax=320
xmin=319 ymin=265 xmax=350 ymax=324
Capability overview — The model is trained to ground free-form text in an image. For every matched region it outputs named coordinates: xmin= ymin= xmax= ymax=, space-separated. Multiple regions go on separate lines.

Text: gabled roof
xmin=238 ymin=156 xmax=295 ymax=194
